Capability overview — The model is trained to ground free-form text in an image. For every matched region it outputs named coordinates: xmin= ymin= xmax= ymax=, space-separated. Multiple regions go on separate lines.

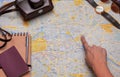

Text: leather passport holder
xmin=0 ymin=46 xmax=29 ymax=77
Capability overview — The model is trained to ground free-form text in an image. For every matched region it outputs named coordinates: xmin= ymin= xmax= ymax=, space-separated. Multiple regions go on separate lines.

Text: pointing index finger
xmin=81 ymin=36 xmax=90 ymax=51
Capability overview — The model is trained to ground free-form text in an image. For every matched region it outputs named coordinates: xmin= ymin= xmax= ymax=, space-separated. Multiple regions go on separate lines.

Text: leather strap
xmin=0 ymin=8 xmax=18 ymax=16
xmin=86 ymin=0 xmax=98 ymax=8
xmin=0 ymin=1 xmax=17 ymax=49
xmin=101 ymin=11 xmax=120 ymax=29
xmin=0 ymin=1 xmax=16 ymax=15
xmin=0 ymin=30 xmax=7 ymax=49
xmin=86 ymin=0 xmax=120 ymax=29
xmin=0 ymin=28 xmax=12 ymax=49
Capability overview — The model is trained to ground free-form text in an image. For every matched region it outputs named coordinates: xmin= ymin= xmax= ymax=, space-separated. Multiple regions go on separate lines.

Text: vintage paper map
xmin=0 ymin=0 xmax=120 ymax=77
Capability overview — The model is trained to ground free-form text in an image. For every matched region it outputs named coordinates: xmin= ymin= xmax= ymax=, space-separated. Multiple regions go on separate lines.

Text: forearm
xmin=93 ymin=63 xmax=113 ymax=77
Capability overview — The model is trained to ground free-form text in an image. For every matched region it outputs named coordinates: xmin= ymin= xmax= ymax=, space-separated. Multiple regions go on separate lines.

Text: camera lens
xmin=29 ymin=0 xmax=44 ymax=9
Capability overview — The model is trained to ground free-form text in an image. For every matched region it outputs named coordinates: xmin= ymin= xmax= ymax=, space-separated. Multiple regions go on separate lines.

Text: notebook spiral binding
xmin=11 ymin=32 xmax=28 ymax=36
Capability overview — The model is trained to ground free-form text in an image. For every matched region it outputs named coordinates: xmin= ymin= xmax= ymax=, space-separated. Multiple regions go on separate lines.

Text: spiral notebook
xmin=0 ymin=33 xmax=31 ymax=77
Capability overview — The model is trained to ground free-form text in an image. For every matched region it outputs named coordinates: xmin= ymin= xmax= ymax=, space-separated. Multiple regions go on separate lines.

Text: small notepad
xmin=0 ymin=33 xmax=31 ymax=77
xmin=0 ymin=46 xmax=29 ymax=77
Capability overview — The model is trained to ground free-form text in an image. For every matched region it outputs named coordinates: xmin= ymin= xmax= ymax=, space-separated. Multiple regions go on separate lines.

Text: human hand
xmin=81 ymin=36 xmax=113 ymax=77
xmin=81 ymin=36 xmax=107 ymax=68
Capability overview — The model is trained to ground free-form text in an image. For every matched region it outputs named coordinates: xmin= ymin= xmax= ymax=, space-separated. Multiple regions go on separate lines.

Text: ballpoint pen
xmin=26 ymin=32 xmax=29 ymax=64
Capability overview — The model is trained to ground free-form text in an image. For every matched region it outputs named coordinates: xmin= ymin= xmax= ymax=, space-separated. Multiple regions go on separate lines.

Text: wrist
xmin=92 ymin=63 xmax=113 ymax=77
xmin=92 ymin=60 xmax=107 ymax=71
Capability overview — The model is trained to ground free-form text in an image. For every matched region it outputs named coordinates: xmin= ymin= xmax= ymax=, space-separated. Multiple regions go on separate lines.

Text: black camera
xmin=15 ymin=0 xmax=54 ymax=20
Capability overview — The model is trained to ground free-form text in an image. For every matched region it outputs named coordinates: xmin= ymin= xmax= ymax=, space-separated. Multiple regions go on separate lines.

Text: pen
xmin=26 ymin=32 xmax=29 ymax=64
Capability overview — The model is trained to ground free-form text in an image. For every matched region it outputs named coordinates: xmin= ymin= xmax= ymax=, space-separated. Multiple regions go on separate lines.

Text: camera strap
xmin=0 ymin=1 xmax=18 ymax=49
xmin=0 ymin=1 xmax=18 ymax=16
xmin=0 ymin=28 xmax=12 ymax=49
